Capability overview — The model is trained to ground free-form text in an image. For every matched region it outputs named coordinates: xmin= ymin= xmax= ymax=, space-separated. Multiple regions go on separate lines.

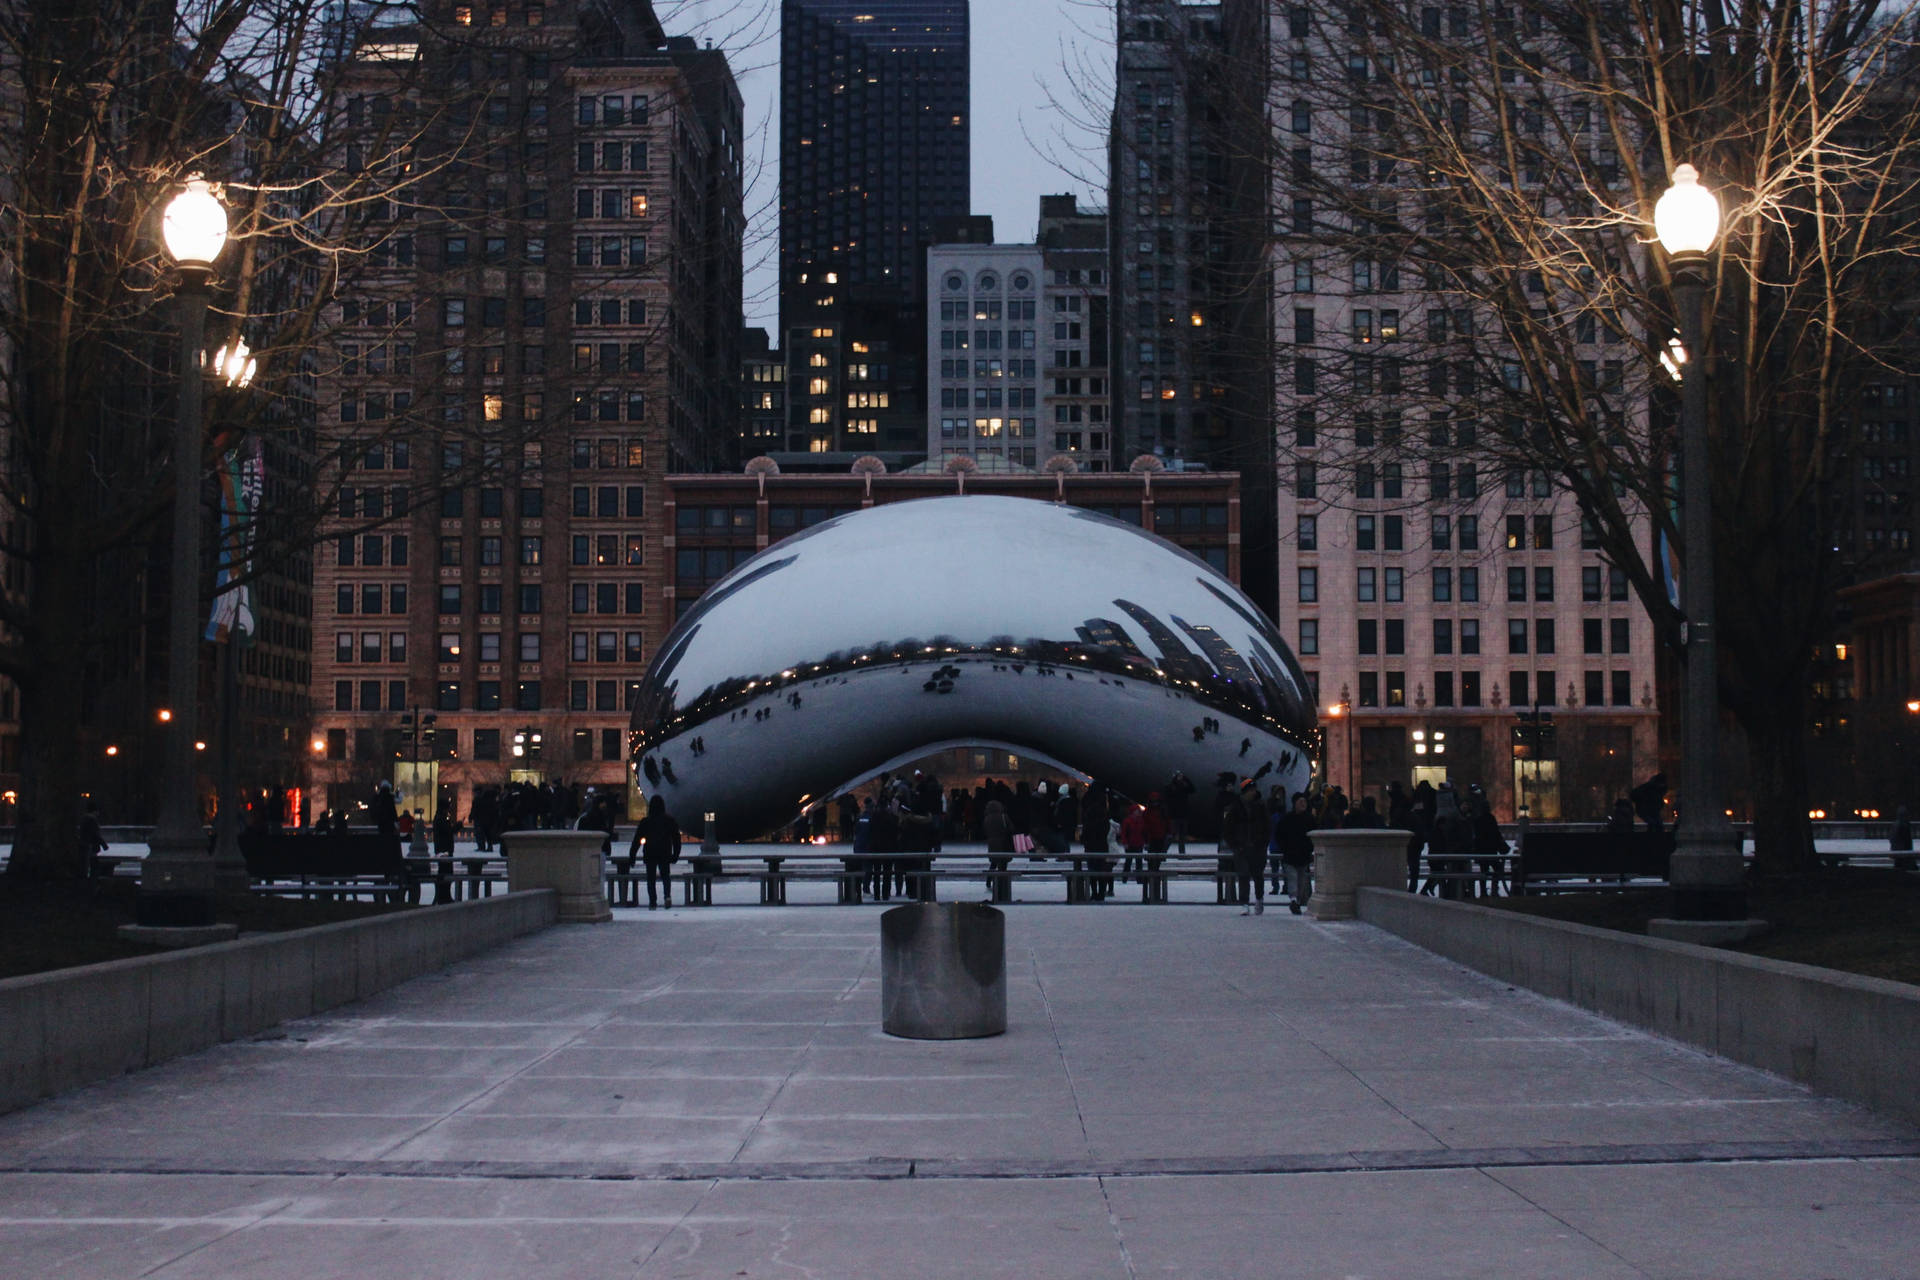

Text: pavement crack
xmin=1095 ymin=1175 xmax=1141 ymax=1280
xmin=1030 ymin=945 xmax=1096 ymax=1159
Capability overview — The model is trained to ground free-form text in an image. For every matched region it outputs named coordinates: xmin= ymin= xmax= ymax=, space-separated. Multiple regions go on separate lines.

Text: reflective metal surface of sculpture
xmin=631 ymin=496 xmax=1317 ymax=839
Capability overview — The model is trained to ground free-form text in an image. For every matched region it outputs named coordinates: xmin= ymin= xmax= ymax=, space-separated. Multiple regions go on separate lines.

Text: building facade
xmin=1264 ymin=2 xmax=1659 ymax=821
xmin=304 ymin=0 xmax=742 ymax=823
xmin=926 ymin=243 xmax=1043 ymax=466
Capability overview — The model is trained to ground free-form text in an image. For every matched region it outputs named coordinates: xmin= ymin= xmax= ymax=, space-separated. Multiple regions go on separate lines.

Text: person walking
xmin=1164 ymin=770 xmax=1195 ymax=853
xmin=1080 ymin=782 xmax=1113 ymax=900
xmin=1891 ymin=804 xmax=1914 ymax=872
xmin=371 ymin=780 xmax=399 ymax=839
xmin=1223 ymin=780 xmax=1269 ymax=915
xmin=982 ymin=797 xmax=1014 ymax=903
xmin=1407 ymin=780 xmax=1437 ymax=894
xmin=630 ymin=795 xmax=682 ymax=909
xmin=1276 ymin=792 xmax=1316 ymax=914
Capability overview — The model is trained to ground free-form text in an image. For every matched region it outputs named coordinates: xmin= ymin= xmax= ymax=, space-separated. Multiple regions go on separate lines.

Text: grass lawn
xmin=0 ymin=877 xmax=411 ymax=980
xmin=1486 ymin=867 xmax=1920 ymax=986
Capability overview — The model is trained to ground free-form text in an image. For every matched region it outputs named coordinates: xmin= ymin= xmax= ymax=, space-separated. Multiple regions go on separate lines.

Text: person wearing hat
xmin=1221 ymin=779 xmax=1270 ymax=915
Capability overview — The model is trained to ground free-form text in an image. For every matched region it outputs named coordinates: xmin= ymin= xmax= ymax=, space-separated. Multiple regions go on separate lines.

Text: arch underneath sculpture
xmin=794 ymin=738 xmax=1094 ymax=818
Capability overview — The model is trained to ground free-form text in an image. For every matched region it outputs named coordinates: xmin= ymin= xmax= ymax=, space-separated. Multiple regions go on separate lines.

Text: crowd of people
xmin=815 ymin=768 xmax=1536 ymax=914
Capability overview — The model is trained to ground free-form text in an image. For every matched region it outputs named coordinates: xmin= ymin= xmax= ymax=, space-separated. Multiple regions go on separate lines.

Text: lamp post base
xmin=1647 ymin=916 xmax=1771 ymax=946
xmin=137 ymin=832 xmax=219 ymax=928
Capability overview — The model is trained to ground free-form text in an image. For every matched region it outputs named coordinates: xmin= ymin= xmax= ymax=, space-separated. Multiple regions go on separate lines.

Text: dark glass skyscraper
xmin=779 ymin=0 xmax=969 ymax=456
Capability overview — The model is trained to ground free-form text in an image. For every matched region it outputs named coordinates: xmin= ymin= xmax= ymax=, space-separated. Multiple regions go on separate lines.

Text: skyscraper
xmin=1108 ymin=0 xmax=1274 ymax=612
xmin=780 ymin=0 xmax=970 ymax=456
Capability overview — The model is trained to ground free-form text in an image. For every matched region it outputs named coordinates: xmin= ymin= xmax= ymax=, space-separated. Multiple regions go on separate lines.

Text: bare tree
xmin=1266 ymin=0 xmax=1920 ymax=871
xmin=0 ymin=0 xmax=745 ymax=878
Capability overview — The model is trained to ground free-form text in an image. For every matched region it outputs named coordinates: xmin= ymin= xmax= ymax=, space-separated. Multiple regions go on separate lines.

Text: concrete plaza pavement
xmin=2 ymin=902 xmax=1917 ymax=1277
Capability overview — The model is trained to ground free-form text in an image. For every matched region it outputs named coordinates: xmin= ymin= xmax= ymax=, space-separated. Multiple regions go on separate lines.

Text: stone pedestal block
xmin=505 ymin=831 xmax=612 ymax=923
xmin=1309 ymin=828 xmax=1411 ymax=921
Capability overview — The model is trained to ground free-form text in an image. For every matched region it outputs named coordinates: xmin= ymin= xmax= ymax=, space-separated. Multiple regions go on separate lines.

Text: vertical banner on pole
xmin=207 ymin=437 xmax=263 ymax=645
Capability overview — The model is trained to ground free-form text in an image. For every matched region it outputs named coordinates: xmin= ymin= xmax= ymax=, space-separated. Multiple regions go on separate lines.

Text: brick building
xmin=304 ymin=0 xmax=742 ymax=823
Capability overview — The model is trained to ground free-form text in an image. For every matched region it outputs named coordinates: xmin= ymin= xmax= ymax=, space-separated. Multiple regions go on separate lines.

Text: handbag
xmin=1013 ymin=832 xmax=1033 ymax=854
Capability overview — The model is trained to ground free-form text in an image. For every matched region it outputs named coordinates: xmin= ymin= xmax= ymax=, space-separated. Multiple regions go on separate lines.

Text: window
xmin=518 ymin=632 xmax=541 ymax=662
xmin=1459 ymin=568 xmax=1479 ymax=602
xmin=1357 ymin=568 xmax=1376 ymax=602
xmin=1385 ymin=619 xmax=1405 ymax=656
xmin=1431 ymin=515 xmax=1450 ymax=551
xmin=516 ymin=681 xmax=541 ymax=711
xmin=1298 ymin=515 xmax=1317 ymax=550
xmin=1611 ymin=618 xmax=1630 ymax=654
xmin=1460 ymin=620 xmax=1480 ymax=654
xmin=1298 ymin=619 xmax=1319 ymax=655
xmin=1534 ymin=567 xmax=1554 ymax=602
xmin=518 ymin=585 xmax=542 ymax=614
xmin=1510 ymin=671 xmax=1530 ymax=708
xmin=477 ymin=681 xmax=501 ymax=711
xmin=1458 ymin=516 xmax=1479 ymax=551
xmin=1356 ymin=515 xmax=1375 ymax=550
xmin=1586 ymin=671 xmax=1605 ymax=707
xmin=1612 ymin=670 xmax=1633 ymax=707
xmin=1461 ymin=672 xmax=1481 ymax=707
xmin=1609 ymin=566 xmax=1629 ymax=601
xmin=1536 ymin=619 xmax=1556 ymax=654
xmin=437 ymin=681 xmax=461 ymax=712
xmin=438 ymin=585 xmax=462 ymax=615
xmin=1433 ymin=619 xmax=1453 ymax=655
xmin=1583 ymin=566 xmax=1603 ymax=601
xmin=1508 ymin=619 xmax=1529 ymax=654
xmin=1584 ymin=618 xmax=1604 ymax=655
xmin=1298 ymin=567 xmax=1318 ymax=603
xmin=1507 ymin=566 xmax=1528 ymax=602
xmin=1384 ymin=568 xmax=1403 ymax=602
xmin=1358 ymin=619 xmax=1378 ymax=655
xmin=1432 ymin=568 xmax=1452 ymax=602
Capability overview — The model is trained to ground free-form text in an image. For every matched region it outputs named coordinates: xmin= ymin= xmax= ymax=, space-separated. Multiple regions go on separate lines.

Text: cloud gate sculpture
xmin=630 ymin=495 xmax=1318 ymax=840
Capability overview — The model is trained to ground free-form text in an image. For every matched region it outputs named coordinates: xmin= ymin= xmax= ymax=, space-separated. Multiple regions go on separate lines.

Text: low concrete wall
xmin=0 ymin=889 xmax=557 ymax=1115
xmin=1357 ymin=887 xmax=1920 ymax=1128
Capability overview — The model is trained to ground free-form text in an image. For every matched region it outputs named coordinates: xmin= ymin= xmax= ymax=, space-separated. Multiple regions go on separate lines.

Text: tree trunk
xmin=1736 ymin=689 xmax=1818 ymax=879
xmin=7 ymin=518 xmax=98 ymax=881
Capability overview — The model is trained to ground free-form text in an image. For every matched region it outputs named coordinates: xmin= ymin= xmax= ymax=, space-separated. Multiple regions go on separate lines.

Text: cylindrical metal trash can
xmin=880 ymin=901 xmax=1007 ymax=1039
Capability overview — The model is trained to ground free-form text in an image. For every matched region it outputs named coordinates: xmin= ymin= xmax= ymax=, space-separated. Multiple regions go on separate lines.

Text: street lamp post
xmin=209 ymin=339 xmax=257 ymax=897
xmin=137 ymin=178 xmax=229 ymax=928
xmin=1648 ymin=165 xmax=1759 ymax=941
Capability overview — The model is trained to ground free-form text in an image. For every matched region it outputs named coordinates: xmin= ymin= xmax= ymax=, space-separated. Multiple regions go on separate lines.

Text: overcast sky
xmin=674 ymin=0 xmax=1117 ymax=330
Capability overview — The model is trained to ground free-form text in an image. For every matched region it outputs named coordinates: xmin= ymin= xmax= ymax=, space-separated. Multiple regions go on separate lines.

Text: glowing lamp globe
xmin=162 ymin=179 xmax=228 ymax=268
xmin=1654 ymin=165 xmax=1720 ymax=257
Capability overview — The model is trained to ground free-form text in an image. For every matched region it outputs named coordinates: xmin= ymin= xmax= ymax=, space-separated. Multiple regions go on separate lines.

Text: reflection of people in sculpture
xmin=630 ymin=795 xmax=682 ymax=910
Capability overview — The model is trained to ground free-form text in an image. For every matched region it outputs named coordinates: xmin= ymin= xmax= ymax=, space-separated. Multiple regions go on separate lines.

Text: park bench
xmin=667 ymin=850 xmax=1243 ymax=906
xmin=238 ymin=829 xmax=418 ymax=901
xmin=1512 ymin=828 xmax=1673 ymax=894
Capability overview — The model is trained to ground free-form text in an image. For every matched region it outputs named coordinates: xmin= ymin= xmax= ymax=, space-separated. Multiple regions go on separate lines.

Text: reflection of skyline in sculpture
xmin=630 ymin=496 xmax=1316 ymax=839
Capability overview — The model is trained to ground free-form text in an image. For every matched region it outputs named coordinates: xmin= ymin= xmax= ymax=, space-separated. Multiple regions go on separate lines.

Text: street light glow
xmin=161 ymin=177 xmax=229 ymax=267
xmin=1654 ymin=164 xmax=1721 ymax=256
xmin=209 ymin=338 xmax=257 ymax=388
